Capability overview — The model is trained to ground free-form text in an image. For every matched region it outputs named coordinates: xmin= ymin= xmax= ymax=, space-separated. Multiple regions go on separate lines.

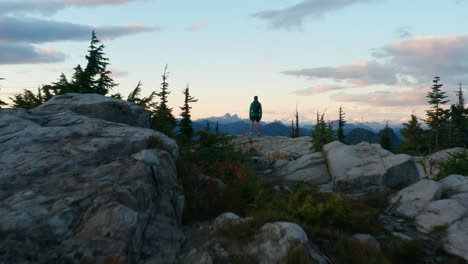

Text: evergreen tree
xmin=70 ymin=64 xmax=90 ymax=93
xmin=337 ymin=105 xmax=346 ymax=143
xmin=178 ymin=83 xmax=198 ymax=144
xmin=41 ymin=73 xmax=70 ymax=98
xmin=83 ymin=30 xmax=116 ymax=94
xmin=10 ymin=88 xmax=45 ymax=109
xmin=380 ymin=122 xmax=392 ymax=151
xmin=110 ymin=93 xmax=123 ymax=99
xmin=425 ymin=76 xmax=449 ymax=152
xmin=295 ymin=106 xmax=299 ymax=137
xmin=456 ymin=83 xmax=465 ymax=110
xmin=325 ymin=121 xmax=335 ymax=143
xmin=215 ymin=121 xmax=220 ymax=135
xmin=290 ymin=120 xmax=295 ymax=137
xmin=151 ymin=65 xmax=177 ymax=137
xmin=449 ymin=83 xmax=467 ymax=147
xmin=290 ymin=106 xmax=300 ymax=138
xmin=399 ymin=114 xmax=426 ymax=155
xmin=126 ymin=81 xmax=158 ymax=111
xmin=311 ymin=111 xmax=333 ymax=152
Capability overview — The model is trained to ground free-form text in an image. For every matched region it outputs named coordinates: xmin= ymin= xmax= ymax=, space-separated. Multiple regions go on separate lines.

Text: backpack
xmin=252 ymin=101 xmax=261 ymax=114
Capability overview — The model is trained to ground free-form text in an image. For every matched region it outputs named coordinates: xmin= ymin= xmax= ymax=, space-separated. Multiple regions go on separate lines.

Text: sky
xmin=1 ymin=0 xmax=467 ymax=124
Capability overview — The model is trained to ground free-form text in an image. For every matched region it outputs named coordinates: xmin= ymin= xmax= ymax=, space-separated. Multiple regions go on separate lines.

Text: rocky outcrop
xmin=440 ymin=174 xmax=468 ymax=193
xmin=233 ymin=136 xmax=314 ymax=161
xmin=247 ymin=222 xmax=309 ymax=264
xmin=233 ymin=135 xmax=331 ymax=185
xmin=387 ymin=180 xmax=443 ymax=218
xmin=324 ymin=141 xmax=421 ymax=196
xmin=0 ymin=94 xmax=184 ymax=264
xmin=415 ymin=199 xmax=467 ymax=233
xmin=35 ymin=93 xmax=151 ymax=128
xmin=422 ymin=147 xmax=467 ymax=179
xmin=444 ymin=218 xmax=468 ymax=262
xmin=387 ymin=174 xmax=468 ymax=260
xmin=272 ymin=152 xmax=330 ymax=184
xmin=182 ymin=213 xmax=331 ymax=264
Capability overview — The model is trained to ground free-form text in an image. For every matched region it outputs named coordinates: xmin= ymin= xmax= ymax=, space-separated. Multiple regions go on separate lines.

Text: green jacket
xmin=249 ymin=100 xmax=262 ymax=119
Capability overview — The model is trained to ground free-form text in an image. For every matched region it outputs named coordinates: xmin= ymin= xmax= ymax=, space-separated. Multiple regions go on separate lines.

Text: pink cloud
xmin=188 ymin=21 xmax=209 ymax=31
xmin=292 ymin=84 xmax=348 ymax=95
xmin=109 ymin=68 xmax=129 ymax=77
xmin=283 ymin=60 xmax=398 ymax=86
xmin=330 ymin=86 xmax=428 ymax=107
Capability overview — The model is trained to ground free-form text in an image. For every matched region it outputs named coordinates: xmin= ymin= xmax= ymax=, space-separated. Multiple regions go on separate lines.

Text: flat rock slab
xmin=324 ymin=141 xmax=420 ymax=196
xmin=440 ymin=174 xmax=468 ymax=193
xmin=272 ymin=152 xmax=330 ymax=184
xmin=444 ymin=218 xmax=468 ymax=262
xmin=388 ymin=179 xmax=442 ymax=218
xmin=415 ymin=199 xmax=467 ymax=233
xmin=233 ymin=136 xmax=313 ymax=161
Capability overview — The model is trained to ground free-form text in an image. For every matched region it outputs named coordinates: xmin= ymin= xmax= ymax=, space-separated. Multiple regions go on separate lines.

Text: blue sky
xmin=1 ymin=0 xmax=467 ymax=124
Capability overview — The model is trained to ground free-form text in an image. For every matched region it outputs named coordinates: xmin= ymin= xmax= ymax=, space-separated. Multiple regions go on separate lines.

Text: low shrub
xmin=285 ymin=248 xmax=316 ymax=264
xmin=440 ymin=150 xmax=468 ymax=178
xmin=180 ymin=130 xmax=262 ymax=223
xmin=146 ymin=134 xmax=164 ymax=149
xmin=336 ymin=238 xmax=390 ymax=264
xmin=384 ymin=239 xmax=425 ymax=264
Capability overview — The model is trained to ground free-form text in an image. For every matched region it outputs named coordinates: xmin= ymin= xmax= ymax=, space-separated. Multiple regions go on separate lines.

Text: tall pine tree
xmin=380 ymin=122 xmax=392 ymax=151
xmin=425 ymin=76 xmax=449 ymax=152
xmin=290 ymin=106 xmax=300 ymax=138
xmin=450 ymin=83 xmax=467 ymax=147
xmin=311 ymin=111 xmax=334 ymax=152
xmin=178 ymin=83 xmax=198 ymax=145
xmin=83 ymin=30 xmax=117 ymax=94
xmin=337 ymin=105 xmax=346 ymax=143
xmin=399 ymin=114 xmax=426 ymax=155
xmin=151 ymin=65 xmax=177 ymax=137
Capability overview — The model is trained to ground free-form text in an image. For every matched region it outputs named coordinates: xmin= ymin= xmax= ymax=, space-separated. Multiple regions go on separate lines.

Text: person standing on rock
xmin=249 ymin=96 xmax=262 ymax=136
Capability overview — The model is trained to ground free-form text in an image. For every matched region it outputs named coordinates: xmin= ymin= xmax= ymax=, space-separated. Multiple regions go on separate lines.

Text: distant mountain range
xmin=192 ymin=115 xmax=404 ymax=149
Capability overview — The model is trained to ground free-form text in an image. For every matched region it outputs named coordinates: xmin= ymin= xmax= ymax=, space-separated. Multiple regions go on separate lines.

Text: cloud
xmin=380 ymin=35 xmax=468 ymax=80
xmin=395 ymin=26 xmax=412 ymax=39
xmin=292 ymin=84 xmax=349 ymax=95
xmin=329 ymin=86 xmax=428 ymax=107
xmin=283 ymin=61 xmax=398 ymax=86
xmin=285 ymin=34 xmax=468 ymax=106
xmin=188 ymin=21 xmax=209 ymax=31
xmin=252 ymin=0 xmax=377 ymax=29
xmin=0 ymin=43 xmax=65 ymax=64
xmin=0 ymin=16 xmax=157 ymax=44
xmin=0 ymin=16 xmax=156 ymax=64
xmin=109 ymin=68 xmax=129 ymax=77
xmin=0 ymin=0 xmax=140 ymax=15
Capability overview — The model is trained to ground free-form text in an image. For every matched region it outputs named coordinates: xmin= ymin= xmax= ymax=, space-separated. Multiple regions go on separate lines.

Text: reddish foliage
xmin=197 ymin=159 xmax=248 ymax=188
